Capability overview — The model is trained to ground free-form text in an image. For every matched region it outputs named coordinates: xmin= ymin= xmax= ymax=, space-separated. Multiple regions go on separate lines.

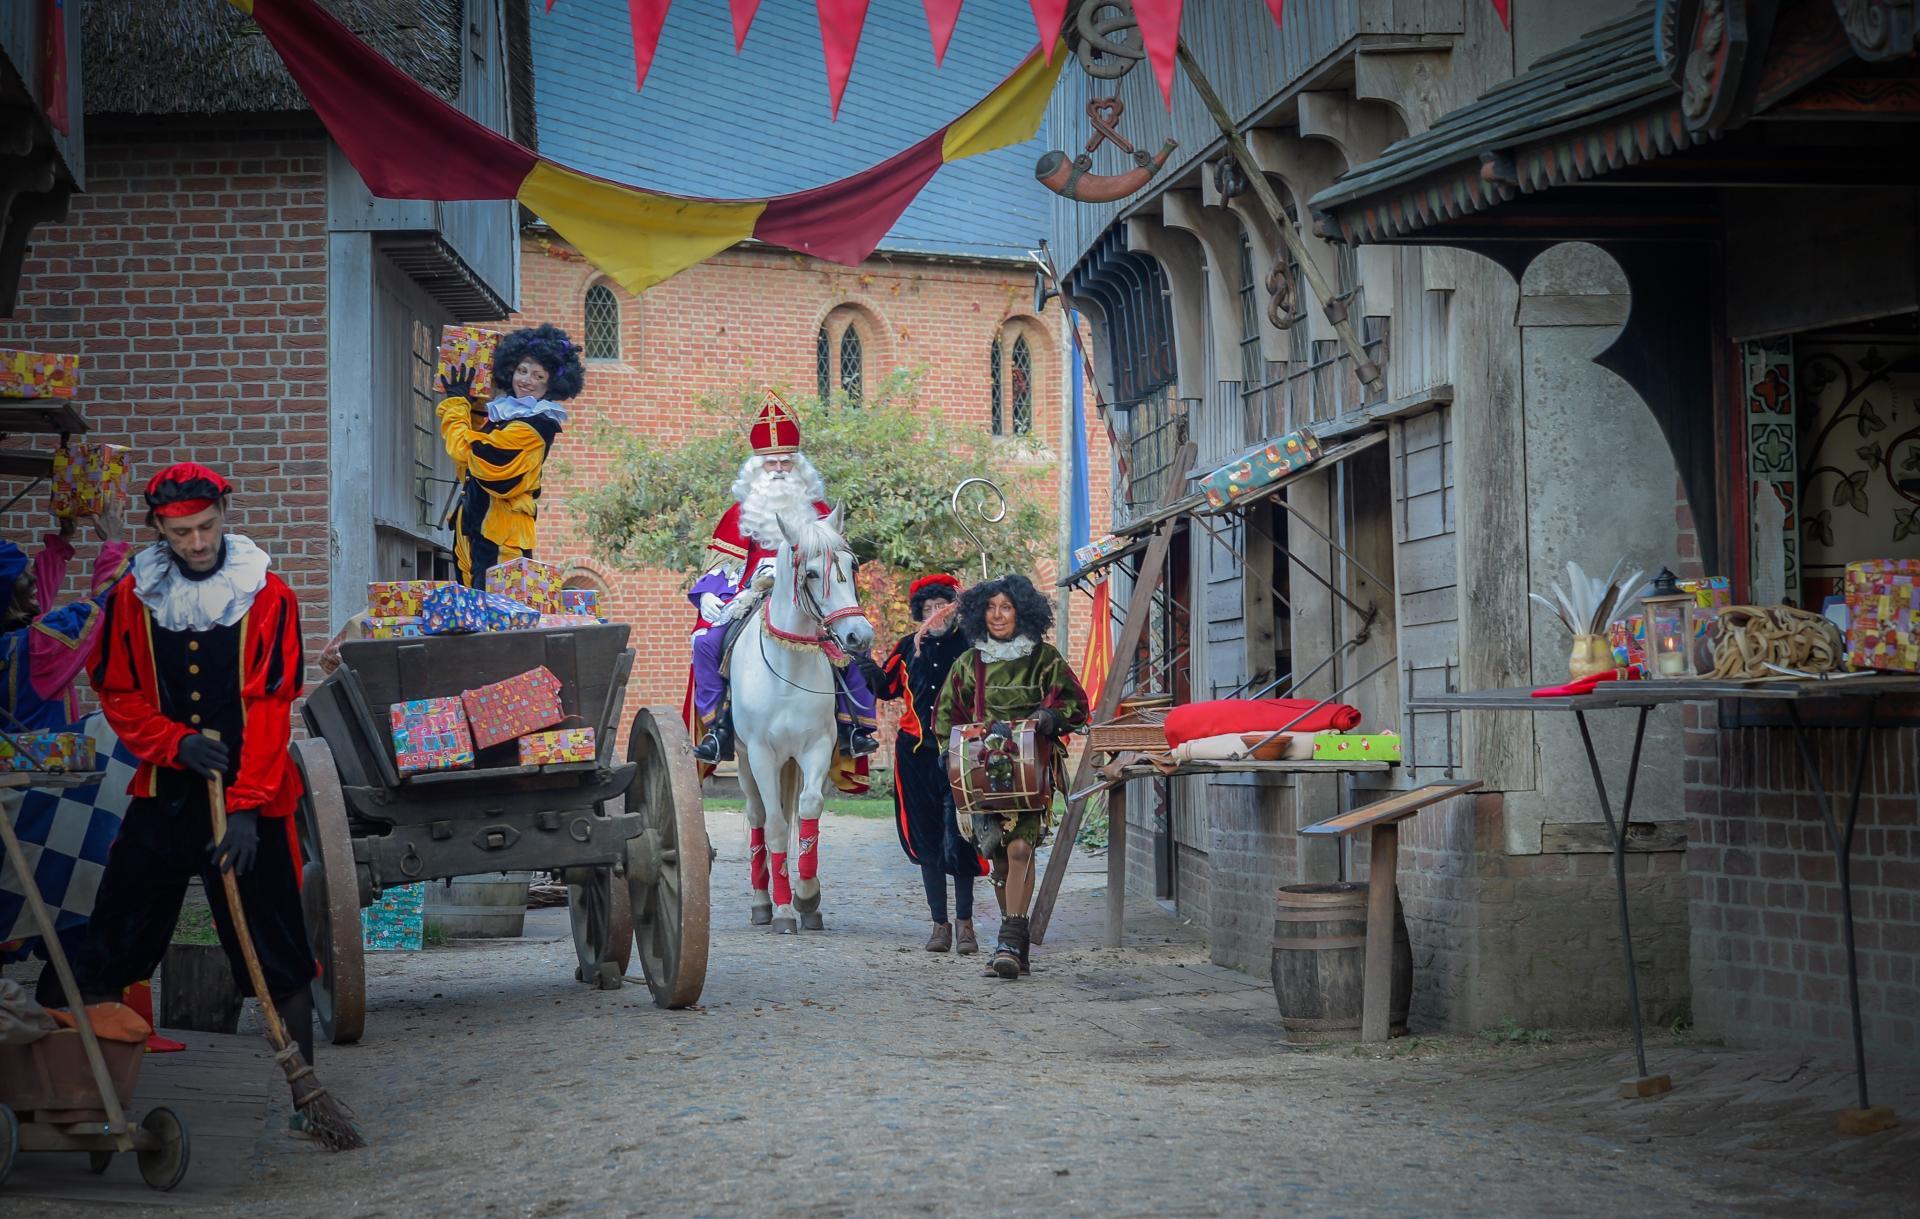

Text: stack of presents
xmin=361 ymin=558 xmax=602 ymax=640
xmin=388 ymin=664 xmax=597 ymax=777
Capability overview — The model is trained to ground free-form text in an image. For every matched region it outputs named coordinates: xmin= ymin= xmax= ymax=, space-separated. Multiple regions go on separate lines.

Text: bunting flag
xmin=817 ymin=0 xmax=875 ymax=119
xmin=1131 ymin=0 xmax=1182 ymax=109
xmin=627 ymin=0 xmax=674 ymax=92
xmin=1490 ymin=0 xmax=1511 ymax=27
xmin=1081 ymin=580 xmax=1114 ymax=712
xmin=923 ymin=0 xmax=964 ymax=67
xmin=1030 ymin=0 xmax=1070 ymax=64
xmin=728 ymin=0 xmax=761 ymax=50
xmin=225 ymin=0 xmax=1066 ymax=298
xmin=1263 ymin=0 xmax=1284 ymax=29
xmin=39 ymin=0 xmax=68 ymax=136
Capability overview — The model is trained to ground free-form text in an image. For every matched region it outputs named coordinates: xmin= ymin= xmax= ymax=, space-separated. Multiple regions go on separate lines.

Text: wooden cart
xmin=297 ymin=623 xmax=709 ymax=1043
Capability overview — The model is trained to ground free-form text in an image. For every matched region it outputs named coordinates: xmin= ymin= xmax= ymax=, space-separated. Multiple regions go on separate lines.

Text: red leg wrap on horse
xmin=749 ymin=826 xmax=768 ymax=892
xmin=769 ymin=851 xmax=792 ymax=906
xmin=797 ymin=818 xmax=820 ymax=881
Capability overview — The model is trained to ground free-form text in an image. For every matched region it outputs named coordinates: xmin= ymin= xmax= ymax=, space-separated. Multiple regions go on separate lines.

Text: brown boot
xmin=989 ymin=916 xmax=1027 ymax=980
xmin=954 ymin=920 xmax=978 ymax=955
xmin=925 ymin=922 xmax=953 ymax=952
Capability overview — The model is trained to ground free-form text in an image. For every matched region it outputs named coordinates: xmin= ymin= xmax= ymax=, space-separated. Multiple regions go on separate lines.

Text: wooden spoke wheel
xmin=566 ymin=865 xmax=633 ymax=986
xmin=624 ymin=707 xmax=710 ymax=1009
xmin=293 ymin=738 xmax=366 ymax=1045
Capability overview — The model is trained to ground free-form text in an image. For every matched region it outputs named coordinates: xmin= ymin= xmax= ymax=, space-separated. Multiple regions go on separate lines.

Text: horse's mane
xmin=777 ymin=508 xmax=844 ymax=558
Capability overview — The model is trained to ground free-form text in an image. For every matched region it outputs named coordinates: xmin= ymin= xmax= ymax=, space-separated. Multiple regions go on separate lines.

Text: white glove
xmin=698 ymin=592 xmax=729 ymax=623
xmin=722 ymin=593 xmax=756 ymax=622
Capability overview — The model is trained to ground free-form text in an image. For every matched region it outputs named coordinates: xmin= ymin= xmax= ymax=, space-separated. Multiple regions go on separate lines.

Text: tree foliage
xmin=567 ymin=370 xmax=1056 ymax=599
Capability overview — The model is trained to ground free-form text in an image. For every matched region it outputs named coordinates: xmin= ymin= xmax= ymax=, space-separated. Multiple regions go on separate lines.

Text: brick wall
xmin=1684 ymin=700 xmax=1920 ymax=1065
xmin=1201 ymin=782 xmax=1290 ymax=974
xmin=506 ymin=236 xmax=1110 ymax=748
xmin=0 ymin=131 xmax=334 ymax=682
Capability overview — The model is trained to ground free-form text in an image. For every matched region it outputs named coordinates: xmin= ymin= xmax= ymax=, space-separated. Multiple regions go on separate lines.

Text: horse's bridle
xmin=756 ymin=543 xmax=870 ymax=696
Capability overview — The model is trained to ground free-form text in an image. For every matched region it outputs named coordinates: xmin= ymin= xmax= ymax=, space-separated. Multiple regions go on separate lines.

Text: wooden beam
xmin=0 ymin=450 xmax=54 ymax=479
xmin=1361 ymin=823 xmax=1398 ymax=1044
xmin=1104 ymin=780 xmax=1127 ymax=949
xmin=1030 ymin=440 xmax=1196 ymax=946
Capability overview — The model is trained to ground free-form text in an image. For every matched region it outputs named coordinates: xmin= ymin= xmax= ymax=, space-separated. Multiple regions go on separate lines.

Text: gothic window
xmin=839 ymin=326 xmax=863 ymax=405
xmin=1010 ymin=336 xmax=1033 ymax=436
xmin=816 ymin=325 xmax=831 ymax=402
xmin=583 ymin=284 xmax=619 ymax=360
xmin=990 ymin=338 xmax=1004 ymax=435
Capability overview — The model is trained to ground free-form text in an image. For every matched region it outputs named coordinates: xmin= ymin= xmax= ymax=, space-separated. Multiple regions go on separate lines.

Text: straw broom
xmin=203 ymin=732 xmax=365 ymax=1152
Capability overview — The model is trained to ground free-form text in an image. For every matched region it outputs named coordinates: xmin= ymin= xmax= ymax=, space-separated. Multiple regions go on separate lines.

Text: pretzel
xmin=1708 ymin=605 xmax=1846 ymax=679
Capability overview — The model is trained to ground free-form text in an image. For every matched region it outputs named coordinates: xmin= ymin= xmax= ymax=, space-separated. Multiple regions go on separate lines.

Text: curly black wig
xmin=492 ymin=323 xmax=587 ymax=401
xmin=956 ymin=573 xmax=1053 ymax=645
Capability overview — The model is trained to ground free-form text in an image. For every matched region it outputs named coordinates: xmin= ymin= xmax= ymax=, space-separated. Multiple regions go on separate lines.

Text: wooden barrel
xmin=1271 ymin=882 xmax=1411 ymax=1042
xmin=425 ymin=871 xmax=533 ymax=939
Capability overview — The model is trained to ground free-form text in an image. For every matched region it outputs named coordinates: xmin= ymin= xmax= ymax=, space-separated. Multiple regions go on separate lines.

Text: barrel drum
xmin=1271 ymin=881 xmax=1411 ymax=1043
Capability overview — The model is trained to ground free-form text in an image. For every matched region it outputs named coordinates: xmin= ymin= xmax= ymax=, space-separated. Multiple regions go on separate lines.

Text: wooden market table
xmin=1410 ymin=673 xmax=1919 ymax=1126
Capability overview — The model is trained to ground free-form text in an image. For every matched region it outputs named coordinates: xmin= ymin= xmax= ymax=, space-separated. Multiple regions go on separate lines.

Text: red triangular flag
xmin=817 ymin=0 xmax=872 ymax=119
xmin=628 ymin=0 xmax=674 ymax=91
xmin=39 ymin=0 xmax=68 ymax=137
xmin=1490 ymin=0 xmax=1510 ymax=28
xmin=729 ymin=0 xmax=762 ymax=51
xmin=1029 ymin=0 xmax=1068 ymax=63
xmin=923 ymin=0 xmax=964 ymax=66
xmin=1263 ymin=0 xmax=1284 ymax=28
xmin=546 ymin=0 xmax=557 ymax=10
xmin=1132 ymin=0 xmax=1182 ymax=109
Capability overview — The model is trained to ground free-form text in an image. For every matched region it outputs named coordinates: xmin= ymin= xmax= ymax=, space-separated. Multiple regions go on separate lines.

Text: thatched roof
xmin=83 ymin=0 xmax=463 ymax=116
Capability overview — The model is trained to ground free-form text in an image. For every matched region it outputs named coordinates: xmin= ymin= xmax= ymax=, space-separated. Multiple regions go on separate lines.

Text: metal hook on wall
xmin=950 ymin=477 xmax=1007 ymax=582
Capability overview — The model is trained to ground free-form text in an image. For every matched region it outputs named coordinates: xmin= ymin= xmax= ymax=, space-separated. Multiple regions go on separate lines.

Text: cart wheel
xmin=294 ymin=737 xmax=367 ymax=1045
xmin=136 ymin=1107 xmax=189 ymax=1192
xmin=624 ymin=707 xmax=710 ymax=1009
xmin=0 ymin=1103 xmax=16 ymax=1187
xmin=88 ymin=1148 xmax=114 ymax=1174
xmin=566 ymin=865 xmax=633 ymax=986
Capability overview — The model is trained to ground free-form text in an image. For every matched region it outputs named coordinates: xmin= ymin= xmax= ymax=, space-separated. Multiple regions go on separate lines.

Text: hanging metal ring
xmin=1075 ymin=1 xmax=1145 ymax=80
xmin=950 ymin=477 xmax=1007 ymax=583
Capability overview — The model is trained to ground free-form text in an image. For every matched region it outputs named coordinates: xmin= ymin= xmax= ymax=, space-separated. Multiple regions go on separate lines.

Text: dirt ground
xmin=6 ymin=807 xmax=1917 ymax=1217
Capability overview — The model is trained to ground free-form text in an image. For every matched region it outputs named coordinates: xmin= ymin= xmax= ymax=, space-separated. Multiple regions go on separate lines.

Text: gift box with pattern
xmin=482 ymin=593 xmax=541 ymax=632
xmin=419 ymin=584 xmax=487 ymax=635
xmin=436 ymin=325 xmax=503 ymax=398
xmin=536 ymin=613 xmax=603 ymax=631
xmin=1072 ymin=533 xmax=1130 ymax=570
xmin=361 ymin=615 xmax=425 ymax=640
xmin=461 ymin=666 xmax=565 ymax=749
xmin=1309 ymin=732 xmax=1402 ymax=763
xmin=486 ymin=557 xmax=565 ymax=615
xmin=1200 ymin=430 xmax=1323 ymax=510
xmin=0 ymin=348 xmax=78 ymax=399
xmin=368 ymin=580 xmax=452 ymax=618
xmin=0 ymin=731 xmax=97 ymax=773
xmin=517 ymin=727 xmax=597 ymax=765
xmin=361 ymin=882 xmax=425 ymax=951
xmin=389 ymin=697 xmax=476 ymax=776
xmin=1845 ymin=559 xmax=1920 ymax=673
xmin=560 ymin=588 xmax=598 ymax=616
xmin=50 ymin=442 xmax=130 ymax=518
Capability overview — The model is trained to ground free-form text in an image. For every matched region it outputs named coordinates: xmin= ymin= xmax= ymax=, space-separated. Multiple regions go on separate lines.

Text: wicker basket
xmin=1086 ymin=708 xmax=1170 ymax=754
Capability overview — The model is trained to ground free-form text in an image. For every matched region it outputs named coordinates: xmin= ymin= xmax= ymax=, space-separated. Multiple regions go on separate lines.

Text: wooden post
xmin=1104 ymin=780 xmax=1128 ymax=949
xmin=1361 ymin=823 xmax=1399 ymax=1043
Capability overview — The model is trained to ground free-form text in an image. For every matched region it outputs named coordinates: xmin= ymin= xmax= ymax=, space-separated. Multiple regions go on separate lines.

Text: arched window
xmin=583 ymin=283 xmax=619 ymax=360
xmin=1010 ymin=336 xmax=1033 ymax=436
xmin=838 ymin=326 xmax=863 ymax=405
xmin=990 ymin=338 xmax=1004 ymax=435
xmin=816 ymin=325 xmax=831 ymax=402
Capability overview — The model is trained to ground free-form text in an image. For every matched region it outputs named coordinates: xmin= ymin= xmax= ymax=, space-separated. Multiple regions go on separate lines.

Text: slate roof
xmin=530 ymin=1 xmax=1049 ymax=261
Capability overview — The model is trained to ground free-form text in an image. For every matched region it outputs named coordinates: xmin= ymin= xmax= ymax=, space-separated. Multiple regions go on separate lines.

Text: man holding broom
xmin=64 ymin=464 xmax=355 ymax=1144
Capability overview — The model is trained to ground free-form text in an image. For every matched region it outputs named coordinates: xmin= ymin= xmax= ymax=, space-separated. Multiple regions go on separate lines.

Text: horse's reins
xmin=755 ymin=543 xmax=868 ymax=697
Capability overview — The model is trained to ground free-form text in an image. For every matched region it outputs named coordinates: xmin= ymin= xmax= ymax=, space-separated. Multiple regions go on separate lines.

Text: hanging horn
xmin=950 ymin=477 xmax=1007 ymax=583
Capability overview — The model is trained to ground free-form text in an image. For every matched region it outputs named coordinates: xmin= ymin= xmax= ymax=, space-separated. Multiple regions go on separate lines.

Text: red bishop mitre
xmin=750 ymin=391 xmax=801 ymax=455
xmin=145 ymin=462 xmax=232 ymax=518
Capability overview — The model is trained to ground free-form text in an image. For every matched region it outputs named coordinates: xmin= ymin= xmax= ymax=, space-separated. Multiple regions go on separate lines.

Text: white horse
xmin=730 ymin=506 xmax=875 ymax=933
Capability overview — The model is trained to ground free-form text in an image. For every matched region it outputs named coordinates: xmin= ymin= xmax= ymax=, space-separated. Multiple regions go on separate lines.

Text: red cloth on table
xmin=1163 ymin=698 xmax=1362 ymax=747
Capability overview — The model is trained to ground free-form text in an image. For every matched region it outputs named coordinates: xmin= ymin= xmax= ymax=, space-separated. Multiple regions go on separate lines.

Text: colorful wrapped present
xmin=486 ymin=557 xmax=564 ymax=615
xmin=1310 ymin=732 xmax=1402 ymax=763
xmin=1680 ymin=577 xmax=1732 ymax=610
xmin=560 ymin=588 xmax=598 ymax=616
xmin=361 ymin=883 xmax=425 ymax=952
xmin=389 ymin=697 xmax=475 ymax=776
xmin=482 ymin=593 xmax=541 ymax=632
xmin=1072 ymin=533 xmax=1130 ymax=570
xmin=1608 ymin=613 xmax=1648 ymax=669
xmin=436 ymin=325 xmax=503 ymax=399
xmin=0 ymin=731 xmax=98 ymax=773
xmin=419 ymin=583 xmax=487 ymax=635
xmin=50 ymin=442 xmax=130 ymax=518
xmin=517 ymin=727 xmax=597 ymax=765
xmin=535 ymin=614 xmax=603 ymax=630
xmin=1200 ymin=429 xmax=1323 ymax=510
xmin=461 ymin=666 xmax=565 ymax=749
xmin=361 ymin=615 xmax=425 ymax=640
xmin=1845 ymin=559 xmax=1920 ymax=673
xmin=0 ymin=348 xmax=78 ymax=399
xmin=368 ymin=579 xmax=452 ymax=618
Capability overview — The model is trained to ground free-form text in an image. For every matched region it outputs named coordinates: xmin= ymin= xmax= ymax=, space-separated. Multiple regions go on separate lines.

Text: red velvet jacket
xmin=89 ymin=571 xmax=305 ymax=817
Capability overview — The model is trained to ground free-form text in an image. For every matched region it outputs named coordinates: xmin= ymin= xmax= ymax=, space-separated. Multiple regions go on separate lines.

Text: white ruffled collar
xmin=132 ymin=535 xmax=271 ymax=631
xmin=487 ymin=395 xmax=568 ymax=426
xmin=975 ymin=634 xmax=1037 ymax=663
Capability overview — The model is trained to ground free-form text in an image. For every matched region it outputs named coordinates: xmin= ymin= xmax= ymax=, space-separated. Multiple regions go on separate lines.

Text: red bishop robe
xmin=698 ymin=498 xmax=834 ymax=629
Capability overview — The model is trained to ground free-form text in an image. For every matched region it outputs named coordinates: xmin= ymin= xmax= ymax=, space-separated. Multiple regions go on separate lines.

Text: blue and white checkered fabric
xmin=0 ymin=714 xmax=139 ymax=951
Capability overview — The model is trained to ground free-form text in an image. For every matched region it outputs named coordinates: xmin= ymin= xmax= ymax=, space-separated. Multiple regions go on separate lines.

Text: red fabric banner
xmin=1028 ymin=0 xmax=1069 ymax=64
xmin=922 ymin=0 xmax=964 ymax=66
xmin=728 ymin=0 xmax=762 ymax=50
xmin=1131 ymin=0 xmax=1182 ymax=109
xmin=753 ymin=130 xmax=944 ymax=262
xmin=816 ymin=0 xmax=874 ymax=119
xmin=627 ymin=0 xmax=675 ymax=91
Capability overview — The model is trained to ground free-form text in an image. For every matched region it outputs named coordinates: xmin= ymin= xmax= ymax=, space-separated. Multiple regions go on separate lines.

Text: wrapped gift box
xmin=390 ymin=697 xmax=476 ymax=776
xmin=361 ymin=882 xmax=425 ymax=952
xmin=0 ymin=348 xmax=78 ymax=399
xmin=1845 ymin=559 xmax=1920 ymax=673
xmin=1072 ymin=533 xmax=1131 ymax=570
xmin=1608 ymin=614 xmax=1648 ymax=669
xmin=420 ymin=584 xmax=487 ymax=635
xmin=486 ymin=557 xmax=564 ymax=615
xmin=436 ymin=325 xmax=503 ymax=399
xmin=368 ymin=579 xmax=452 ymax=618
xmin=361 ymin=615 xmax=424 ymax=640
xmin=560 ymin=588 xmax=598 ymax=615
xmin=461 ymin=666 xmax=565 ymax=749
xmin=517 ymin=727 xmax=597 ymax=765
xmin=1200 ymin=430 xmax=1324 ymax=510
xmin=50 ymin=442 xmax=130 ymax=518
xmin=1310 ymin=732 xmax=1402 ymax=763
xmin=536 ymin=613 xmax=602 ymax=630
xmin=482 ymin=593 xmax=541 ymax=632
xmin=0 ymin=731 xmax=98 ymax=773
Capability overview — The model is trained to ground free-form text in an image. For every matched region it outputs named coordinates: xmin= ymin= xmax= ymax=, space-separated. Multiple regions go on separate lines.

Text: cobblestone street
xmin=11 ymin=807 xmax=1920 ymax=1216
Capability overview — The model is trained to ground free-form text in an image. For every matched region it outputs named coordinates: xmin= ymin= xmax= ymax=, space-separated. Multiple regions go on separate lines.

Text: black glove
xmin=175 ymin=733 xmax=229 ymax=781
xmin=439 ymin=362 xmax=478 ymax=402
xmin=209 ymin=809 xmax=260 ymax=876
xmin=853 ymin=651 xmax=885 ymax=691
xmin=1032 ymin=708 xmax=1062 ymax=738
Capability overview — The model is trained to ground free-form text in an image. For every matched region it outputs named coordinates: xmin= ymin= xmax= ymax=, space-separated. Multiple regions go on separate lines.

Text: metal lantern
xmin=1642 ymin=568 xmax=1694 ymax=679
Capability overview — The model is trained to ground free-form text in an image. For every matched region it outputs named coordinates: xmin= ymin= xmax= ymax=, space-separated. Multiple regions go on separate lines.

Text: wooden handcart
xmin=0 ymin=772 xmax=190 ymax=1192
xmin=298 ymin=623 xmax=710 ymax=1043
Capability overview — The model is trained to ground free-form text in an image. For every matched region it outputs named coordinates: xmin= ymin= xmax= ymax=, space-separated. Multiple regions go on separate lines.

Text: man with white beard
xmin=688 ymin=393 xmax=878 ymax=764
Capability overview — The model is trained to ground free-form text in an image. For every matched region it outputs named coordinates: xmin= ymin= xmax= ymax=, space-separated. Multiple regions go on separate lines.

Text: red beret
xmin=908 ymin=573 xmax=960 ymax=599
xmin=145 ymin=463 xmax=232 ymax=518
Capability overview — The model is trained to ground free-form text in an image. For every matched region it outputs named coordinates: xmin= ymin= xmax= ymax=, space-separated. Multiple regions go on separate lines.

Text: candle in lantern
xmin=1657 ymin=638 xmax=1686 ymax=676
